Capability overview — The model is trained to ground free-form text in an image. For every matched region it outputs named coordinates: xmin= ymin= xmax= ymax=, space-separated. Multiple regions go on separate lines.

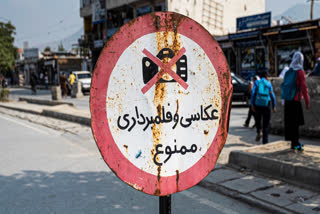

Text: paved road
xmin=8 ymin=88 xmax=316 ymax=165
xmin=0 ymin=112 xmax=269 ymax=214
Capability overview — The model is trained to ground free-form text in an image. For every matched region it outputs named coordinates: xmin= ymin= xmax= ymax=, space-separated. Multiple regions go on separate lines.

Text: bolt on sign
xmin=90 ymin=12 xmax=232 ymax=196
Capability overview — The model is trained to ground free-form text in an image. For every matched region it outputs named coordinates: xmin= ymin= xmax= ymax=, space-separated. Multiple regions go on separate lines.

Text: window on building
xmin=277 ymin=45 xmax=298 ymax=75
xmin=155 ymin=3 xmax=166 ymax=12
xmin=241 ymin=48 xmax=255 ymax=70
xmin=223 ymin=48 xmax=236 ymax=73
xmin=136 ymin=5 xmax=152 ymax=17
xmin=239 ymin=46 xmax=268 ymax=79
xmin=106 ymin=6 xmax=134 ymax=39
xmin=240 ymin=47 xmax=269 ymax=80
xmin=277 ymin=43 xmax=313 ymax=75
xmin=256 ymin=48 xmax=266 ymax=71
xmin=202 ymin=0 xmax=223 ymax=33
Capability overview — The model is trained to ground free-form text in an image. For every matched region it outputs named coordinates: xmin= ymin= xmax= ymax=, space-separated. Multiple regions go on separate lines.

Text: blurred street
xmin=9 ymin=88 xmax=90 ymax=110
xmin=0 ymin=88 xmax=319 ymax=213
xmin=0 ymin=103 xmax=269 ymax=214
xmin=1 ymin=0 xmax=320 ymax=212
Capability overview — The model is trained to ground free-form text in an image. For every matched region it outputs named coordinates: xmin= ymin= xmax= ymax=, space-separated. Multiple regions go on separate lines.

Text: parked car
xmin=72 ymin=71 xmax=92 ymax=93
xmin=231 ymin=72 xmax=250 ymax=105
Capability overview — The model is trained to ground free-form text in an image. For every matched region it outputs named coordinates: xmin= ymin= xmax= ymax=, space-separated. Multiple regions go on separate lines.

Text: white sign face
xmin=106 ymin=32 xmax=221 ymax=177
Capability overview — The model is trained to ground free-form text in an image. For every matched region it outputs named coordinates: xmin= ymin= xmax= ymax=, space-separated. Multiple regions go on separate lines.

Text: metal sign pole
xmin=159 ymin=195 xmax=171 ymax=214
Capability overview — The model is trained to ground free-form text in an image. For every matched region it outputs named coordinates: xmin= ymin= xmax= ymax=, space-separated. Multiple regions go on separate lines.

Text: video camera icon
xmin=142 ymin=48 xmax=188 ymax=84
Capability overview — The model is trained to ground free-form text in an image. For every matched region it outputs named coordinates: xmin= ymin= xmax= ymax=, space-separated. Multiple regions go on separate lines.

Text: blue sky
xmin=0 ymin=0 xmax=313 ymax=48
xmin=266 ymin=0 xmax=309 ymax=15
xmin=0 ymin=0 xmax=81 ymax=48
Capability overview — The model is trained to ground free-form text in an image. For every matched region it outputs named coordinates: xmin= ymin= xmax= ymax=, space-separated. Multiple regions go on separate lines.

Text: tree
xmin=58 ymin=42 xmax=65 ymax=52
xmin=0 ymin=21 xmax=17 ymax=75
xmin=44 ymin=46 xmax=51 ymax=52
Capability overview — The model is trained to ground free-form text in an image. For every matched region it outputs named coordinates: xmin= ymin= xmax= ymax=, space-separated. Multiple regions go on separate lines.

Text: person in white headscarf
xmin=290 ymin=51 xmax=304 ymax=71
xmin=282 ymin=51 xmax=310 ymax=152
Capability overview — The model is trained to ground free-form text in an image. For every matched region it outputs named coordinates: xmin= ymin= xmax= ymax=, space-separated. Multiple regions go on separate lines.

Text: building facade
xmin=79 ymin=0 xmax=265 ymax=69
xmin=168 ymin=0 xmax=265 ymax=35
xmin=80 ymin=0 xmax=107 ymax=70
xmin=217 ymin=19 xmax=320 ymax=80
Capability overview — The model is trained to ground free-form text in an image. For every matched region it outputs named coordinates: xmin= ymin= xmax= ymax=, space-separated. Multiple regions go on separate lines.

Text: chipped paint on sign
xmin=107 ymin=32 xmax=221 ymax=176
xmin=90 ymin=12 xmax=232 ymax=196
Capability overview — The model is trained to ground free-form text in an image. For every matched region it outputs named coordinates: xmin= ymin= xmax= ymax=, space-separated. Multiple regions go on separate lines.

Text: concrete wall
xmin=270 ymin=77 xmax=320 ymax=138
xmin=168 ymin=0 xmax=203 ymax=25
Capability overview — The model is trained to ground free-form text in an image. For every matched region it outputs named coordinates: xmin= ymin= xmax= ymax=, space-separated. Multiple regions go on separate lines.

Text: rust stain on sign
xmin=151 ymin=14 xmax=183 ymax=193
xmin=90 ymin=12 xmax=232 ymax=196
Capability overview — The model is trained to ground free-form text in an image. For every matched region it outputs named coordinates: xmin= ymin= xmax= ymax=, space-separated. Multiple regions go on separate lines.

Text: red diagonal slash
xmin=141 ymin=47 xmax=189 ymax=94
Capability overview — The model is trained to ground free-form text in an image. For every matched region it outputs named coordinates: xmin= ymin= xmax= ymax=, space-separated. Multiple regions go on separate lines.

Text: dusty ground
xmin=248 ymin=142 xmax=320 ymax=170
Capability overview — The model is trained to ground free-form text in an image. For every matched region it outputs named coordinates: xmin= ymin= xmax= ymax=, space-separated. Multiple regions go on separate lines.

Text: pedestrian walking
xmin=59 ymin=72 xmax=67 ymax=97
xmin=68 ymin=72 xmax=76 ymax=86
xmin=251 ymin=71 xmax=276 ymax=144
xmin=244 ymin=75 xmax=259 ymax=128
xmin=1 ymin=75 xmax=6 ymax=88
xmin=281 ymin=51 xmax=310 ymax=151
xmin=309 ymin=57 xmax=320 ymax=76
xmin=44 ymin=72 xmax=49 ymax=90
xmin=30 ymin=72 xmax=38 ymax=95
xmin=39 ymin=72 xmax=44 ymax=84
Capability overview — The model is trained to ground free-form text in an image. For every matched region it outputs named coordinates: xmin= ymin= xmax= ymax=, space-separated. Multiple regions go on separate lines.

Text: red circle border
xmin=90 ymin=12 xmax=232 ymax=196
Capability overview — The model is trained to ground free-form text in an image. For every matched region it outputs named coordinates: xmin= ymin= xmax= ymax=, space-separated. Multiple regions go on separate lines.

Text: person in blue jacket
xmin=251 ymin=71 xmax=276 ymax=144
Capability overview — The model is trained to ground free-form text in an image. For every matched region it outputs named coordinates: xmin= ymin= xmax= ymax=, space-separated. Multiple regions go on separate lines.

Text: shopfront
xmin=275 ymin=40 xmax=314 ymax=75
xmin=217 ymin=19 xmax=320 ymax=79
xmin=239 ymin=45 xmax=268 ymax=80
xmin=219 ymin=31 xmax=269 ymax=80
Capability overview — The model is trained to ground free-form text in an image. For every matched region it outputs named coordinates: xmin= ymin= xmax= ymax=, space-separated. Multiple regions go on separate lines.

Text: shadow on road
xmin=0 ymin=170 xmax=156 ymax=213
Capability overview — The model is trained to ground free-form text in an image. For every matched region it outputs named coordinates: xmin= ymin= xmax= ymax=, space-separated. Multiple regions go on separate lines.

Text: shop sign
xmin=24 ymin=48 xmax=40 ymax=60
xmin=237 ymin=12 xmax=271 ymax=31
xmin=44 ymin=60 xmax=55 ymax=67
xmin=229 ymin=31 xmax=259 ymax=40
xmin=94 ymin=40 xmax=104 ymax=48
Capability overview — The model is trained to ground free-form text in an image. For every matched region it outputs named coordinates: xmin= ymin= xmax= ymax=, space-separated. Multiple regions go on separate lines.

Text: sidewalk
xmin=0 ymin=98 xmax=319 ymax=213
xmin=0 ymin=100 xmax=90 ymax=126
xmin=201 ymin=165 xmax=320 ymax=214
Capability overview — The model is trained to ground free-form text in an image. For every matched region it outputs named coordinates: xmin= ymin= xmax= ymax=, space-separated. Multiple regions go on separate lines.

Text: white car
xmin=73 ymin=71 xmax=92 ymax=93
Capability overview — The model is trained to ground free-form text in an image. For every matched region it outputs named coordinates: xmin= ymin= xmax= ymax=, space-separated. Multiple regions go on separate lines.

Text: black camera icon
xmin=142 ymin=48 xmax=188 ymax=84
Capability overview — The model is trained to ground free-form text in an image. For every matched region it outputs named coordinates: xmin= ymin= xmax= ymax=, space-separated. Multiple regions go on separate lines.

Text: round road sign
xmin=90 ymin=12 xmax=232 ymax=196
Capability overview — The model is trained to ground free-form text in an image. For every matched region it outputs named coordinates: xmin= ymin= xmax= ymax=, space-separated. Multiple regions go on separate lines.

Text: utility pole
xmin=311 ymin=0 xmax=314 ymax=19
xmin=308 ymin=0 xmax=319 ymax=20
